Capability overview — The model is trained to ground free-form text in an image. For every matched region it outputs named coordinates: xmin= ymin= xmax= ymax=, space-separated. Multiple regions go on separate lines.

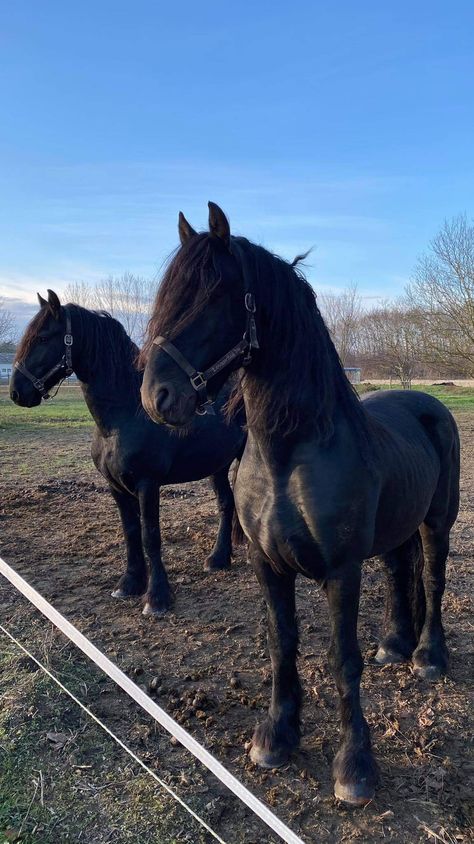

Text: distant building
xmin=0 ymin=352 xmax=14 ymax=382
xmin=344 ymin=366 xmax=361 ymax=384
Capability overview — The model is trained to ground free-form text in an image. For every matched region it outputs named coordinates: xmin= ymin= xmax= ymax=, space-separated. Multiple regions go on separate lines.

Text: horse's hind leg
xmin=249 ymin=548 xmax=301 ymax=768
xmin=204 ymin=467 xmax=234 ymax=571
xmin=413 ymin=433 xmax=459 ymax=681
xmin=109 ymin=486 xmax=148 ymax=599
xmin=375 ymin=532 xmax=424 ymax=665
xmin=412 ymin=524 xmax=450 ymax=680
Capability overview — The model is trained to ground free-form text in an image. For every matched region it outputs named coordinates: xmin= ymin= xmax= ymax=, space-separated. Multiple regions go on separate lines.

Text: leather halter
xmin=15 ymin=308 xmax=74 ymax=400
xmin=153 ymin=244 xmax=260 ymax=416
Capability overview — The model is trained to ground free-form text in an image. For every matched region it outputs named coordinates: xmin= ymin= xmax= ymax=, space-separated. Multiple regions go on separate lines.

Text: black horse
xmin=140 ymin=203 xmax=460 ymax=805
xmin=10 ymin=290 xmax=246 ymax=616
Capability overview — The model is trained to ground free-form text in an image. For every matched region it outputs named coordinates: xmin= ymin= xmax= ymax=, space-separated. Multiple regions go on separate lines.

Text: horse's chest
xmin=236 ymin=477 xmax=330 ymax=579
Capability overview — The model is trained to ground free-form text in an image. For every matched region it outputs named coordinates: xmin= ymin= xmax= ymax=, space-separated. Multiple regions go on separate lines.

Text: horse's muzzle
xmin=141 ymin=382 xmax=196 ymax=428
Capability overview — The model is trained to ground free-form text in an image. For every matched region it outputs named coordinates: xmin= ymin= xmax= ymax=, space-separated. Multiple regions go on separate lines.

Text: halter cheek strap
xmin=152 ymin=292 xmax=259 ymax=415
xmin=14 ymin=309 xmax=74 ymax=400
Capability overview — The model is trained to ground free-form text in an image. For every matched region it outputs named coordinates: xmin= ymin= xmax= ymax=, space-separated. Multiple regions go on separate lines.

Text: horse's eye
xmin=37 ymin=336 xmax=49 ymax=344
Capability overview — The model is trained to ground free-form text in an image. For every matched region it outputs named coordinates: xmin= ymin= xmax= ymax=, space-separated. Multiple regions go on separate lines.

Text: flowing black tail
xmin=230 ymin=459 xmax=246 ymax=546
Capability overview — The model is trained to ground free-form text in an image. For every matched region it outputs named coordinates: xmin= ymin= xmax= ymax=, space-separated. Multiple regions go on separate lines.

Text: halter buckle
xmin=64 ymin=334 xmax=73 ymax=346
xmin=190 ymin=372 xmax=207 ymax=391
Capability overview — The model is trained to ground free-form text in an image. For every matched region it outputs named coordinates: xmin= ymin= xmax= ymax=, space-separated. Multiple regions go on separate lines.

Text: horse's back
xmin=362 ymin=389 xmax=460 ymax=542
xmin=362 ymin=389 xmax=459 ymax=457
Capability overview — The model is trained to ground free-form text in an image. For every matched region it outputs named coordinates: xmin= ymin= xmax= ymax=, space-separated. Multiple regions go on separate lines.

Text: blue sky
xmin=1 ymin=0 xmax=473 ymax=331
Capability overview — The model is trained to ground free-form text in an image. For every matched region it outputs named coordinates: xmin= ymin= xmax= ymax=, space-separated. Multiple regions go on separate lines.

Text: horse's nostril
xmin=156 ymin=387 xmax=171 ymax=414
xmin=10 ymin=389 xmax=19 ymax=404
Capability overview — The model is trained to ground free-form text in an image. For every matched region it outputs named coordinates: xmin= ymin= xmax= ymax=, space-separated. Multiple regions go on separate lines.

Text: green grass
xmin=0 ymin=632 xmax=206 ymax=844
xmin=356 ymin=382 xmax=474 ymax=411
xmin=410 ymin=383 xmax=474 ymax=411
xmin=0 ymin=385 xmax=92 ymax=432
xmin=2 ymin=381 xmax=473 ymax=438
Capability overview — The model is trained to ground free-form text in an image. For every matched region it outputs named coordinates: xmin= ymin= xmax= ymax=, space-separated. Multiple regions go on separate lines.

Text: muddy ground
xmin=0 ymin=408 xmax=473 ymax=844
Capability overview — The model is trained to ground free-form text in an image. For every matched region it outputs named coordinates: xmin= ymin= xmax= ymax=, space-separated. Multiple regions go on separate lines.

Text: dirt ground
xmin=0 ymin=409 xmax=473 ymax=844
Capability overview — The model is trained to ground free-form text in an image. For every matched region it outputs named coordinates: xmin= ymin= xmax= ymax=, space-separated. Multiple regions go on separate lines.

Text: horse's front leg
xmin=138 ymin=484 xmax=174 ymax=617
xmin=326 ymin=562 xmax=378 ymax=805
xmin=249 ymin=548 xmax=301 ymax=768
xmin=109 ymin=486 xmax=148 ymax=599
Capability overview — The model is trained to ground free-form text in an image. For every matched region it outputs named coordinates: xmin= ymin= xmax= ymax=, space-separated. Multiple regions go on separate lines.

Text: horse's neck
xmin=79 ymin=379 xmax=138 ymax=436
xmin=73 ymin=326 xmax=141 ymax=435
xmin=240 ymin=366 xmax=354 ymax=461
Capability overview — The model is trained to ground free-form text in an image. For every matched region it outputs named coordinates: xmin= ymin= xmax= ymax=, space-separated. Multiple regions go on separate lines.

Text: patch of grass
xmin=356 ymin=382 xmax=474 ymax=411
xmin=0 ymin=386 xmax=92 ymax=432
xmin=0 ymin=631 xmax=208 ymax=844
xmin=411 ymin=383 xmax=474 ymax=411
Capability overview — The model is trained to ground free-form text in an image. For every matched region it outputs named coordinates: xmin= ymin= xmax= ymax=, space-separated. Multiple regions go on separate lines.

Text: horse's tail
xmin=230 ymin=459 xmax=245 ymax=546
xmin=232 ymin=510 xmax=245 ymax=546
xmin=410 ymin=529 xmax=426 ymax=640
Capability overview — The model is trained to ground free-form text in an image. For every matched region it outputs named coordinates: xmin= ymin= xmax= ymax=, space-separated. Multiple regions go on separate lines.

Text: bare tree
xmin=64 ymin=273 xmax=155 ymax=344
xmin=319 ymin=283 xmax=363 ymax=365
xmin=406 ymin=214 xmax=474 ymax=375
xmin=357 ymin=303 xmax=423 ymax=388
xmin=63 ymin=280 xmax=98 ymax=310
xmin=0 ymin=298 xmax=15 ymax=346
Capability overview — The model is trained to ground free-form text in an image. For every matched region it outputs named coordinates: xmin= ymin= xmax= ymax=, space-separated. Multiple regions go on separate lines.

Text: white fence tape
xmin=0 ymin=557 xmax=305 ymax=844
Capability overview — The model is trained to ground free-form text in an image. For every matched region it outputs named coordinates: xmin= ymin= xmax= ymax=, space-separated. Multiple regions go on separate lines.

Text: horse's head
xmin=141 ymin=203 xmax=252 ymax=427
xmin=10 ymin=290 xmax=74 ymax=406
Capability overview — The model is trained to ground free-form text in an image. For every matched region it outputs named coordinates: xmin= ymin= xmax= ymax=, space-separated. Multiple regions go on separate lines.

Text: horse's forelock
xmin=14 ymin=307 xmax=51 ymax=363
xmin=138 ymin=233 xmax=215 ymax=369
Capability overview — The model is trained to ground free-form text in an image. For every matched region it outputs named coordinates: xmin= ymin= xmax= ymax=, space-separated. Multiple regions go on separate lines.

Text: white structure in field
xmin=344 ymin=367 xmax=361 ymax=384
xmin=0 ymin=353 xmax=14 ymax=381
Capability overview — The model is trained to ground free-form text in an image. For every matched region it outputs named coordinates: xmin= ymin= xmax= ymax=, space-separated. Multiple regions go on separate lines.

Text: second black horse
xmin=11 ymin=290 xmax=246 ymax=616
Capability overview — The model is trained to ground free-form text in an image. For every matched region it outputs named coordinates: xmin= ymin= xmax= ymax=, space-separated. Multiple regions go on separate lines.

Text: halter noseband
xmin=15 ymin=308 xmax=74 ymax=400
xmin=152 ymin=291 xmax=259 ymax=416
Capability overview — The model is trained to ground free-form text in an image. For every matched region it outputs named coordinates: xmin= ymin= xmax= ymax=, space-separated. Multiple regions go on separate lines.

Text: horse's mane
xmin=16 ymin=304 xmax=142 ymax=396
xmin=142 ymin=233 xmax=371 ymax=445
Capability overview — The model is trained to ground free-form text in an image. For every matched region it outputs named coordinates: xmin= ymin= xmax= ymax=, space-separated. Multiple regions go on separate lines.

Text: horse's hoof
xmin=110 ymin=586 xmax=145 ymax=601
xmin=412 ymin=663 xmax=443 ymax=682
xmin=142 ymin=602 xmax=170 ymax=618
xmin=249 ymin=743 xmax=290 ymax=769
xmin=412 ymin=645 xmax=448 ymax=681
xmin=112 ymin=579 xmax=147 ymax=599
xmin=334 ymin=779 xmax=375 ymax=806
xmin=375 ymin=645 xmax=408 ymax=665
xmin=204 ymin=558 xmax=231 ymax=572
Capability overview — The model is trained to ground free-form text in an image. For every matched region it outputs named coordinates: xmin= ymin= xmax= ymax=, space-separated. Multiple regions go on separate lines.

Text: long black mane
xmin=143 ymin=233 xmax=371 ymax=444
xmin=17 ymin=303 xmax=142 ymax=399
xmin=70 ymin=305 xmax=143 ymax=399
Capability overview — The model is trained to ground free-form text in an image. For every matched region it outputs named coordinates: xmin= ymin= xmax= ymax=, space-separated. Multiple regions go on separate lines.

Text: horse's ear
xmin=37 ymin=292 xmax=48 ymax=308
xmin=47 ymin=289 xmax=61 ymax=320
xmin=208 ymin=202 xmax=230 ymax=248
xmin=178 ymin=211 xmax=197 ymax=245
